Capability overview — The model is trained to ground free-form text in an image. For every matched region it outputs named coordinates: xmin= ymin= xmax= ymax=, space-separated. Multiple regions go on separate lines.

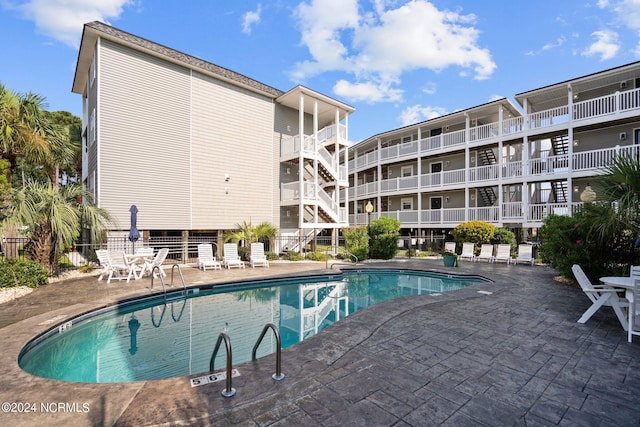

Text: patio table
xmin=125 ymin=253 xmax=154 ymax=280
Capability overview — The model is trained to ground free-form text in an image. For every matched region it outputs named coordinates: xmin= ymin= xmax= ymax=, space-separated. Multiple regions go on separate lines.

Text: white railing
xmin=469 ymin=164 xmax=498 ymax=182
xmin=530 ymin=154 xmax=569 ymax=176
xmin=469 ymin=122 xmax=499 ymax=142
xmin=620 ymin=88 xmax=640 ymax=111
xmin=281 ymin=181 xmax=343 ymax=223
xmin=379 ymin=140 xmax=420 ymax=162
xmin=572 ymin=144 xmax=639 ymax=171
xmin=529 ymin=106 xmax=569 ymax=130
xmin=468 ymin=206 xmax=500 ymax=222
xmin=528 ymin=203 xmax=570 ymax=222
xmin=503 ymin=116 xmax=524 ymax=136
xmin=380 ymin=175 xmax=419 ymax=193
xmin=502 ymin=160 xmax=523 ymax=178
xmin=502 ymin=202 xmax=523 ymax=219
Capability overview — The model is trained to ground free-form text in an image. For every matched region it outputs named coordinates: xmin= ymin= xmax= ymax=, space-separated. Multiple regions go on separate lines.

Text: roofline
xmin=352 ymin=97 xmax=521 ymax=148
xmin=72 ymin=21 xmax=285 ymax=99
xmin=277 ymin=85 xmax=355 ymax=113
xmin=514 ymin=60 xmax=640 ymax=99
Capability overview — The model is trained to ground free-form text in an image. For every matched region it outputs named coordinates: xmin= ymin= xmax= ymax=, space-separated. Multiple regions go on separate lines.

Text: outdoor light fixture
xmin=224 ymin=174 xmax=230 ymax=182
xmin=365 ymin=201 xmax=374 ymax=260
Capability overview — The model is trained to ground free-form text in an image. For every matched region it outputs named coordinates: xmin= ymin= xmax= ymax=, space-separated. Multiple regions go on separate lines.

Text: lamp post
xmin=365 ymin=201 xmax=374 ymax=260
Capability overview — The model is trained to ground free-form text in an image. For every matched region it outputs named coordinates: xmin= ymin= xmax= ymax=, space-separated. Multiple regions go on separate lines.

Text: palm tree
xmin=0 ymin=83 xmax=56 ymax=185
xmin=3 ymin=182 xmax=112 ymax=275
xmin=224 ymin=220 xmax=277 ymax=259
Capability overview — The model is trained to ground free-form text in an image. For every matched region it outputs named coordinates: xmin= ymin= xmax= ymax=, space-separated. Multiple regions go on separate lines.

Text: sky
xmin=1 ymin=0 xmax=640 ymax=144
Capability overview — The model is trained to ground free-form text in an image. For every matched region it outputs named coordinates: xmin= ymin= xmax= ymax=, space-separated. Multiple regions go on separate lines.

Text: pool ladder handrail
xmin=150 ymin=263 xmax=187 ymax=299
xmin=251 ymin=323 xmax=285 ymax=381
xmin=210 ymin=332 xmax=236 ymax=397
xmin=327 ymin=246 xmax=359 ymax=269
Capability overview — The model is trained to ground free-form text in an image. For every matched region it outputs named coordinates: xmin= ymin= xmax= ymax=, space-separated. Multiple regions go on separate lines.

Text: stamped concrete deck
xmin=0 ymin=258 xmax=639 ymax=426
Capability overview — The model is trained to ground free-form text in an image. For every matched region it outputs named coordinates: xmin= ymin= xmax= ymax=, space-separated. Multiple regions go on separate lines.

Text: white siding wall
xmin=98 ymin=40 xmax=192 ymax=230
xmin=190 ymin=72 xmax=275 ymax=229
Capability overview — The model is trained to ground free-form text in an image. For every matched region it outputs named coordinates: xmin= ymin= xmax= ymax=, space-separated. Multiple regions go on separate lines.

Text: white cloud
xmin=399 ymin=104 xmax=447 ymax=126
xmin=242 ymin=4 xmax=262 ymax=35
xmin=582 ymin=30 xmax=620 ymax=60
xmin=610 ymin=0 xmax=640 ymax=31
xmin=334 ymin=79 xmax=403 ymax=103
xmin=291 ymin=0 xmax=496 ymax=104
xmin=12 ymin=0 xmax=133 ymax=47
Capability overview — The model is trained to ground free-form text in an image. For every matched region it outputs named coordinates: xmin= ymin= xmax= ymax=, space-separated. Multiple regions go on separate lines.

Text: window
xmin=401 ymin=198 xmax=413 ymax=210
xmin=89 ymin=108 xmax=96 ymax=145
xmin=401 ymin=165 xmax=413 ymax=177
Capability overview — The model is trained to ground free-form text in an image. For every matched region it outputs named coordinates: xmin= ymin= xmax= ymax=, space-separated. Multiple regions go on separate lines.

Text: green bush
xmin=370 ymin=217 xmax=400 ymax=259
xmin=265 ymin=251 xmax=280 ymax=261
xmin=0 ymin=259 xmax=48 ymax=288
xmin=452 ymin=220 xmax=496 ymax=248
xmin=342 ymin=226 xmax=369 ymax=262
xmin=491 ymin=228 xmax=517 ymax=252
xmin=282 ymin=251 xmax=304 ymax=261
xmin=306 ymin=251 xmax=328 ymax=261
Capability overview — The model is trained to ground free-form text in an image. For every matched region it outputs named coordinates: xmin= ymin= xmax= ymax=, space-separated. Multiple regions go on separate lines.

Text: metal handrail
xmin=328 ymin=247 xmax=359 ymax=269
xmin=151 ymin=263 xmax=186 ymax=299
xmin=210 ymin=332 xmax=235 ymax=397
xmin=251 ymin=323 xmax=285 ymax=381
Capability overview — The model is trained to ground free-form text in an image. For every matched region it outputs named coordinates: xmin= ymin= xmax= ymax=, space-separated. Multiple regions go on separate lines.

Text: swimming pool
xmin=19 ymin=269 xmax=487 ymax=383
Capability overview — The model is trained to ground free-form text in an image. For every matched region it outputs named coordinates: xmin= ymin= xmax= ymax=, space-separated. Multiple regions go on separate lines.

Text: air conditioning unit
xmin=620 ymin=81 xmax=628 ymax=89
xmin=619 ymin=132 xmax=627 ymax=141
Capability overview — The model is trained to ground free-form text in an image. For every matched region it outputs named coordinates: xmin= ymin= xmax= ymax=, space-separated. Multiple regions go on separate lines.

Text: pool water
xmin=19 ymin=270 xmax=486 ymax=383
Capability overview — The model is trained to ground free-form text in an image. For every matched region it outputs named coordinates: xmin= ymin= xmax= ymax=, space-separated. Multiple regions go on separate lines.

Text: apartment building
xmin=72 ymin=22 xmax=353 ymax=248
xmin=346 ymin=62 xmax=640 ymax=242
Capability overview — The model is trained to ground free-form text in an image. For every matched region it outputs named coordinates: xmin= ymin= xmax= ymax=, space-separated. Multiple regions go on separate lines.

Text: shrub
xmin=342 ymin=226 xmax=369 ymax=262
xmin=0 ymin=259 xmax=48 ymax=288
xmin=369 ymin=217 xmax=400 ymax=259
xmin=265 ymin=251 xmax=280 ymax=261
xmin=79 ymin=264 xmax=94 ymax=273
xmin=306 ymin=251 xmax=328 ymax=261
xmin=491 ymin=228 xmax=517 ymax=251
xmin=282 ymin=251 xmax=304 ymax=261
xmin=452 ymin=220 xmax=496 ymax=246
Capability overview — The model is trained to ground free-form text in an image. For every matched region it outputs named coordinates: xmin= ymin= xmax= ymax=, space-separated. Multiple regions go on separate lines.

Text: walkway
xmin=0 ymin=259 xmax=638 ymax=426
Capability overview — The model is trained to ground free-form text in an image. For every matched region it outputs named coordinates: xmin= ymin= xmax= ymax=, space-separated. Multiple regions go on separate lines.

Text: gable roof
xmin=72 ymin=21 xmax=284 ymax=99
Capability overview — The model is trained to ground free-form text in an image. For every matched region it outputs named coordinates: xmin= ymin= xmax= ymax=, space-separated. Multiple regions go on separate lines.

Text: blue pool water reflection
xmin=19 ymin=270 xmax=487 ymax=383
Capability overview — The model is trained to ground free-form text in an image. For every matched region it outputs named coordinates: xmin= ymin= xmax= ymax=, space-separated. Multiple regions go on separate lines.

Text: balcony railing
xmin=348 ymin=88 xmax=640 ymax=173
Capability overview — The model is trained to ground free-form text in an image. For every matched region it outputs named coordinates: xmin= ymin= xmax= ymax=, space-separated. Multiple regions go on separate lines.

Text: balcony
xmin=349 ymin=87 xmax=640 ymax=174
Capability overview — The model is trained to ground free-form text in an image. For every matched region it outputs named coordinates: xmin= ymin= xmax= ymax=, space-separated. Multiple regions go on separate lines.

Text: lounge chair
xmin=96 ymin=249 xmax=110 ymax=281
xmin=475 ymin=244 xmax=495 ymax=263
xmin=223 ymin=243 xmax=245 ymax=269
xmin=513 ymin=244 xmax=534 ymax=265
xmin=144 ymin=248 xmax=169 ymax=278
xmin=459 ymin=242 xmax=475 ymax=262
xmin=197 ymin=243 xmax=221 ymax=271
xmin=572 ymin=264 xmax=627 ymax=328
xmin=444 ymin=241 xmax=456 ymax=254
xmin=493 ymin=244 xmax=511 ymax=264
xmin=249 ymin=242 xmax=269 ymax=268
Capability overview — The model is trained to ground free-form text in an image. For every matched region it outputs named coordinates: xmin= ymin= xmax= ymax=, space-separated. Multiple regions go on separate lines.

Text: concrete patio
xmin=0 ymin=258 xmax=639 ymax=426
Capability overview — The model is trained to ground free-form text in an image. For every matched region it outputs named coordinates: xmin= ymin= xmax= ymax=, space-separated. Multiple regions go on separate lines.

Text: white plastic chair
xmin=494 ymin=244 xmax=512 ymax=264
xmin=144 ymin=248 xmax=169 ymax=278
xmin=96 ymin=249 xmax=110 ymax=281
xmin=572 ymin=264 xmax=628 ymax=328
xmin=104 ymin=250 xmax=136 ymax=283
xmin=444 ymin=241 xmax=456 ymax=254
xmin=197 ymin=243 xmax=221 ymax=271
xmin=459 ymin=242 xmax=475 ymax=262
xmin=250 ymin=242 xmax=269 ymax=268
xmin=223 ymin=243 xmax=245 ymax=269
xmin=628 ymin=277 xmax=640 ymax=342
xmin=475 ymin=244 xmax=495 ymax=263
xmin=513 ymin=244 xmax=534 ymax=265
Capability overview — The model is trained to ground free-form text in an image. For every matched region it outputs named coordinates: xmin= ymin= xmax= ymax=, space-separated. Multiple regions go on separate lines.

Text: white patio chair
xmin=144 ymin=248 xmax=169 ymax=278
xmin=459 ymin=242 xmax=475 ymax=262
xmin=197 ymin=243 xmax=221 ymax=271
xmin=572 ymin=264 xmax=628 ymax=328
xmin=250 ymin=242 xmax=269 ymax=268
xmin=513 ymin=244 xmax=534 ymax=265
xmin=223 ymin=243 xmax=245 ymax=269
xmin=493 ymin=244 xmax=512 ymax=264
xmin=96 ymin=249 xmax=110 ymax=281
xmin=475 ymin=244 xmax=495 ymax=263
xmin=127 ymin=247 xmax=155 ymax=279
xmin=104 ymin=250 xmax=136 ymax=284
xmin=444 ymin=241 xmax=456 ymax=254
xmin=628 ymin=277 xmax=640 ymax=342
